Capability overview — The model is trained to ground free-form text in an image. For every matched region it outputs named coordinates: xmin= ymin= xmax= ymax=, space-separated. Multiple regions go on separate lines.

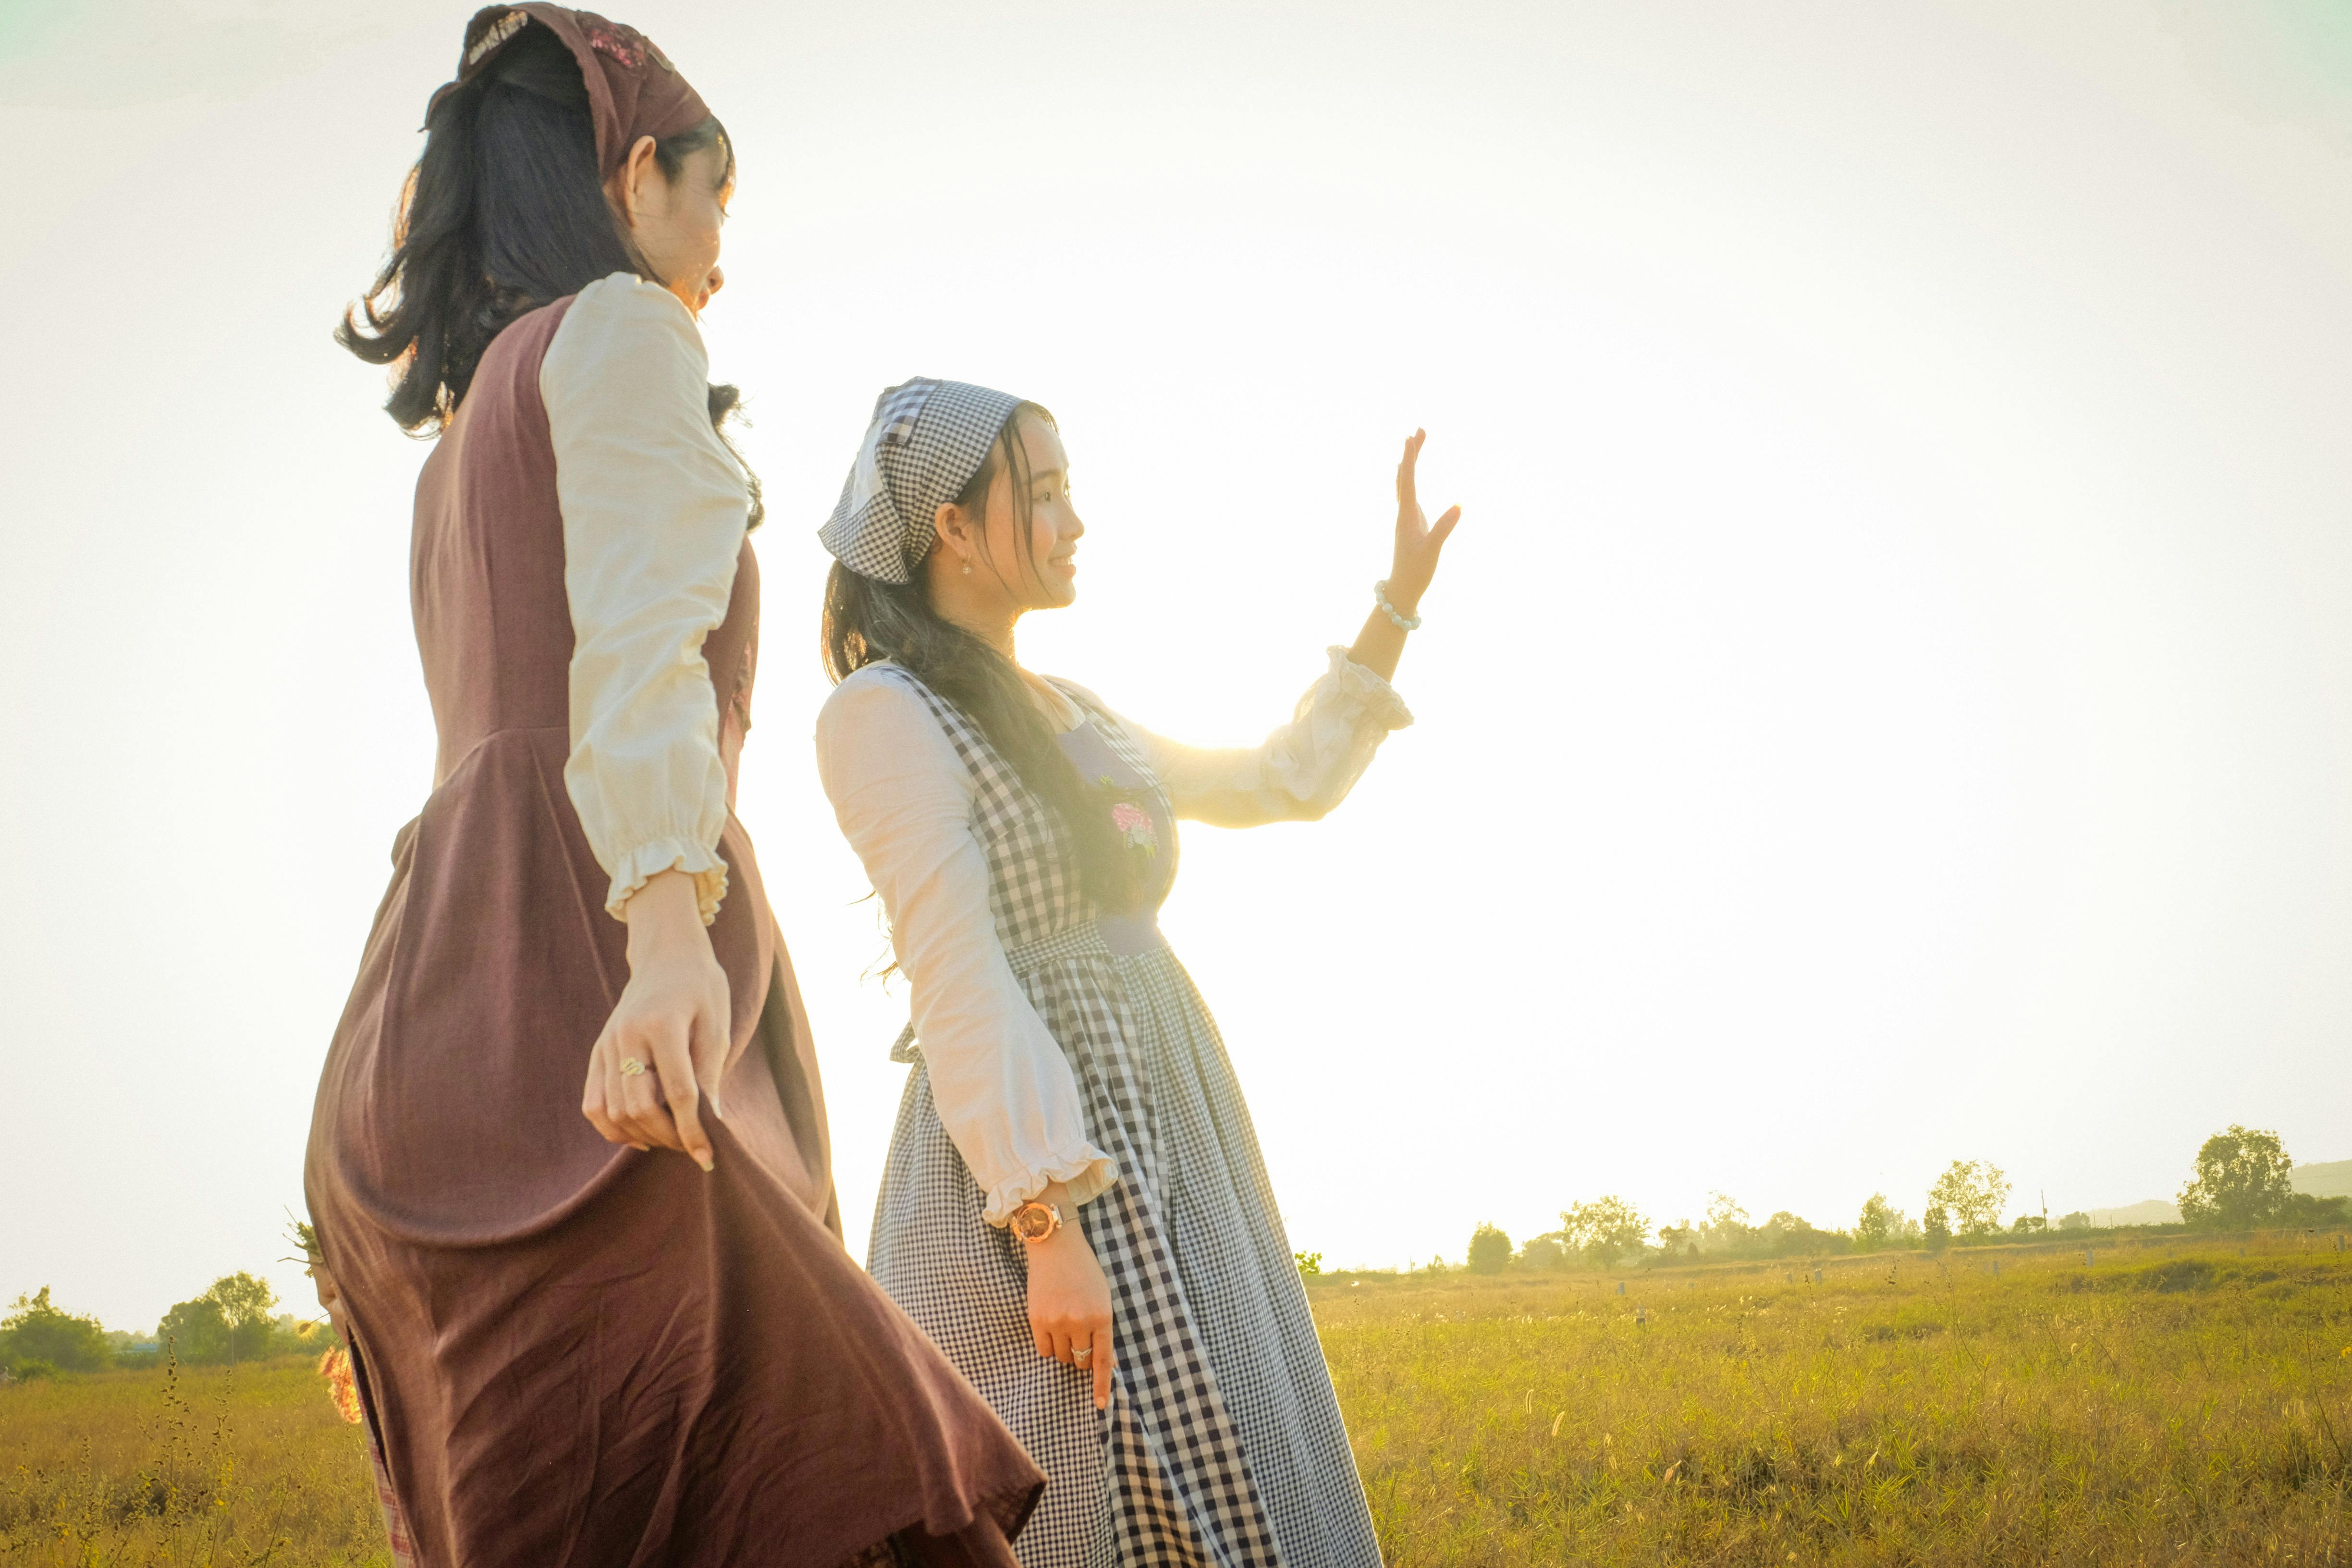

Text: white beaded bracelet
xmin=1374 ymin=579 xmax=1422 ymax=632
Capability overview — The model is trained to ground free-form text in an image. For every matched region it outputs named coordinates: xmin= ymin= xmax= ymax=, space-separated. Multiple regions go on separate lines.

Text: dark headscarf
xmin=426 ymin=6 xmax=711 ymax=181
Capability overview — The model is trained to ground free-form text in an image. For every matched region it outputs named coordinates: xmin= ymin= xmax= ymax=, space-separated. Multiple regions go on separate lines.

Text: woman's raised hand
xmin=582 ymin=869 xmax=731 ymax=1170
xmin=1347 ymin=429 xmax=1461 ymax=681
xmin=1384 ymin=429 xmax=1461 ymax=616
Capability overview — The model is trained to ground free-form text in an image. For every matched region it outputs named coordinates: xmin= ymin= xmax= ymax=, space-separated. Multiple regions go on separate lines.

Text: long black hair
xmin=822 ymin=405 xmax=1136 ymax=909
xmin=339 ymin=20 xmax=756 ymax=517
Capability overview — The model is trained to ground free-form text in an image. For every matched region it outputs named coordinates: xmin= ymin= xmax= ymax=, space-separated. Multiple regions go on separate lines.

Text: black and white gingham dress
xmin=864 ymin=667 xmax=1382 ymax=1568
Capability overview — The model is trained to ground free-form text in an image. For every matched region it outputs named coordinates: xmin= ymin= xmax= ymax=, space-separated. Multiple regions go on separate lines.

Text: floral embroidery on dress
xmin=1111 ymin=802 xmax=1157 ymax=857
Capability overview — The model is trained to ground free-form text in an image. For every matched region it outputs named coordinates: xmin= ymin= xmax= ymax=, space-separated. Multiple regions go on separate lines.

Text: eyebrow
xmin=1028 ymin=466 xmax=1065 ymax=485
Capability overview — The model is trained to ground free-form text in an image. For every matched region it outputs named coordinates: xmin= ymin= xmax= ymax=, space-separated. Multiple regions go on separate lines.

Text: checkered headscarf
xmin=819 ymin=379 xmax=1025 ymax=585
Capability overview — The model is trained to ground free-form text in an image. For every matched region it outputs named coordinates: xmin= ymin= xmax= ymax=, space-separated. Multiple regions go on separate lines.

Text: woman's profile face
xmin=987 ymin=416 xmax=1082 ymax=612
xmin=620 ymin=137 xmax=733 ymax=314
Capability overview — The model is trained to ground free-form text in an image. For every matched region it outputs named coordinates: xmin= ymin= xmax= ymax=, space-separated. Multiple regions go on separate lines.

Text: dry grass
xmin=0 ymin=1355 xmax=386 ymax=1566
xmin=4 ymin=1238 xmax=2345 ymax=1565
xmin=1313 ymin=1237 xmax=2352 ymax=1565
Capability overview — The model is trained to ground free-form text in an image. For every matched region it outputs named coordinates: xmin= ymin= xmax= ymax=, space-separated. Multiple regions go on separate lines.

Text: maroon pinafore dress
xmin=305 ymin=296 xmax=1042 ymax=1568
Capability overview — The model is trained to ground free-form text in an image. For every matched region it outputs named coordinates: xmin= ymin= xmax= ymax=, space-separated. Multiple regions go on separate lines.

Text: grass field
xmin=1316 ymin=1235 xmax=2352 ymax=1565
xmin=0 ymin=1355 xmax=386 ymax=1566
xmin=2 ymin=1237 xmax=2345 ymax=1565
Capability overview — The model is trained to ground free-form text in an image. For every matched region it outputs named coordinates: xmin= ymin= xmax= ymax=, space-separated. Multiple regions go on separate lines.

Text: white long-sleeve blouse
xmin=815 ymin=649 xmax=1413 ymax=1225
xmin=541 ymin=272 xmax=751 ymax=924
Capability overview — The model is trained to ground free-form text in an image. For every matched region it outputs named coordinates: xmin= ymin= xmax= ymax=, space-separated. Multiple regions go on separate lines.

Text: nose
xmin=705 ymin=265 xmax=726 ymax=301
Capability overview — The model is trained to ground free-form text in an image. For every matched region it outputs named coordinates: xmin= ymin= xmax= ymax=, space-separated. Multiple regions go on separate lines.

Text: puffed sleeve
xmin=541 ymin=273 xmax=748 ymax=924
xmin=1086 ymin=648 xmax=1414 ymax=827
xmin=816 ymin=670 xmax=1118 ymax=1224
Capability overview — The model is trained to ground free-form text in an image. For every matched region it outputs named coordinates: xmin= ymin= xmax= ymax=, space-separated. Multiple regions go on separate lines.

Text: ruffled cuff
xmin=980 ymin=1149 xmax=1120 ymax=1227
xmin=1319 ymin=646 xmax=1415 ymax=731
xmin=603 ymin=837 xmax=730 ymax=925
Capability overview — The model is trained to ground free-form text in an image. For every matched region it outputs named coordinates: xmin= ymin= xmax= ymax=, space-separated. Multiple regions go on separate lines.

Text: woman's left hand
xmin=1383 ymin=428 xmax=1461 ymax=618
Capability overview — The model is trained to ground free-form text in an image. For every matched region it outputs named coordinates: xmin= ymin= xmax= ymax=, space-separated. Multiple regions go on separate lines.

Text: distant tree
xmin=1922 ymin=1204 xmax=1952 ymax=1250
xmin=2178 ymin=1125 xmax=2293 ymax=1231
xmin=1853 ymin=1193 xmax=1908 ymax=1252
xmin=1701 ymin=1192 xmax=1755 ymax=1255
xmin=2056 ymin=1212 xmax=2091 ymax=1231
xmin=1755 ymin=1212 xmax=1846 ymax=1257
xmin=158 ymin=1296 xmax=232 ymax=1364
xmin=2283 ymin=1193 xmax=2351 ymax=1227
xmin=0 ymin=1288 xmax=111 ymax=1373
xmin=1561 ymin=1197 xmax=1650 ymax=1266
xmin=153 ymin=1273 xmax=283 ymax=1366
xmin=1293 ymin=1251 xmax=1323 ymax=1278
xmin=207 ymin=1273 xmax=281 ymax=1363
xmin=1519 ymin=1234 xmax=1568 ymax=1270
xmin=1655 ymin=1220 xmax=1700 ymax=1258
xmin=1928 ymin=1161 xmax=2012 ymax=1237
xmin=1467 ymin=1224 xmax=1512 ymax=1275
xmin=2010 ymin=1215 xmax=2047 ymax=1234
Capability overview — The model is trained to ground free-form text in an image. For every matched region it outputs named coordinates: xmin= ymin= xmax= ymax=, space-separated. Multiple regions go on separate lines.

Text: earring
xmin=962 ymin=561 xmax=971 ymax=576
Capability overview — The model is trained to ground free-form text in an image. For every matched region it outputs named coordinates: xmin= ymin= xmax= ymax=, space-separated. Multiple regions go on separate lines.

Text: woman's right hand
xmin=581 ymin=869 xmax=731 ymax=1170
xmin=1023 ymin=1185 xmax=1115 ymax=1409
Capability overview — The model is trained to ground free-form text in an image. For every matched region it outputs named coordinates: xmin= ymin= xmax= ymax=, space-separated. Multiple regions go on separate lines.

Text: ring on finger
xmin=1072 ymin=1344 xmax=1094 ymax=1364
xmin=620 ymin=1058 xmax=650 ymax=1078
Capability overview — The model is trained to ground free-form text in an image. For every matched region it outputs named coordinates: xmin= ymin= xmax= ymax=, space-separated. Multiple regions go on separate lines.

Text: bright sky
xmin=3 ymin=1 xmax=2350 ymax=1333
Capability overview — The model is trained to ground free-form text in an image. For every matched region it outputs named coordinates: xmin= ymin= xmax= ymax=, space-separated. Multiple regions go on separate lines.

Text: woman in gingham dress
xmin=813 ymin=380 xmax=1459 ymax=1567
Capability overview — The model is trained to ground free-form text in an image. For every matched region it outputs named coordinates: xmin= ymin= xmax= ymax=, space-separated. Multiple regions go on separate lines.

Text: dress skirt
xmin=869 ymin=921 xmax=1383 ymax=1568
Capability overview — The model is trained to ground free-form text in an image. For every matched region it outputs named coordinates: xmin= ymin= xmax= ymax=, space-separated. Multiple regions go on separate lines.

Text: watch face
xmin=1012 ymin=1203 xmax=1054 ymax=1241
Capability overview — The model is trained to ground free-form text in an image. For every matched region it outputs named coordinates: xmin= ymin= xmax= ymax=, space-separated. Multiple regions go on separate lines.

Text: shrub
xmin=1 ymin=1288 xmax=111 ymax=1374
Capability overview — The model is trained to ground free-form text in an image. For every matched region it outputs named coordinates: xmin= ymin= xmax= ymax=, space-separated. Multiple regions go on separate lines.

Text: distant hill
xmin=2293 ymin=1159 xmax=2352 ymax=1198
xmin=2080 ymin=1157 xmax=2349 ymax=1227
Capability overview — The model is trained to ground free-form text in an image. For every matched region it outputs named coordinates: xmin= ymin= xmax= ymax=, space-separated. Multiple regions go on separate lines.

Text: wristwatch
xmin=1009 ymin=1199 xmax=1063 ymax=1244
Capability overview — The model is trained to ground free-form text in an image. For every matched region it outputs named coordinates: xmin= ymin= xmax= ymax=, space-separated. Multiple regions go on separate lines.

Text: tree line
xmin=1449 ymin=1123 xmax=2346 ymax=1275
xmin=0 ymin=1272 xmax=324 ymax=1381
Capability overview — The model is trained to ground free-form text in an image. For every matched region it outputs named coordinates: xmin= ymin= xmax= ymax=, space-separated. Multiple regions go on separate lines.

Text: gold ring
xmin=620 ymin=1058 xmax=649 ymax=1078
xmin=1072 ymin=1346 xmax=1094 ymax=1364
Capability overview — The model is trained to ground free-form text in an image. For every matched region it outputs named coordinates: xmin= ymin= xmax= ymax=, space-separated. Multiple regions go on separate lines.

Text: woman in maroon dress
xmin=305 ymin=9 xmax=1042 ymax=1564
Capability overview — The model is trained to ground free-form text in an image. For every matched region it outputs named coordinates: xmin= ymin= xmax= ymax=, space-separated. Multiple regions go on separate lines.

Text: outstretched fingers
xmin=1396 ymin=429 xmax=1426 ymax=519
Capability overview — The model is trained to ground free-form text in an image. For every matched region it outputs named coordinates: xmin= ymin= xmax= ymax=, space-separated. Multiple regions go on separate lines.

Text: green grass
xmin=1312 ymin=1237 xmax=2352 ymax=1565
xmin=4 ymin=1239 xmax=2345 ymax=1565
